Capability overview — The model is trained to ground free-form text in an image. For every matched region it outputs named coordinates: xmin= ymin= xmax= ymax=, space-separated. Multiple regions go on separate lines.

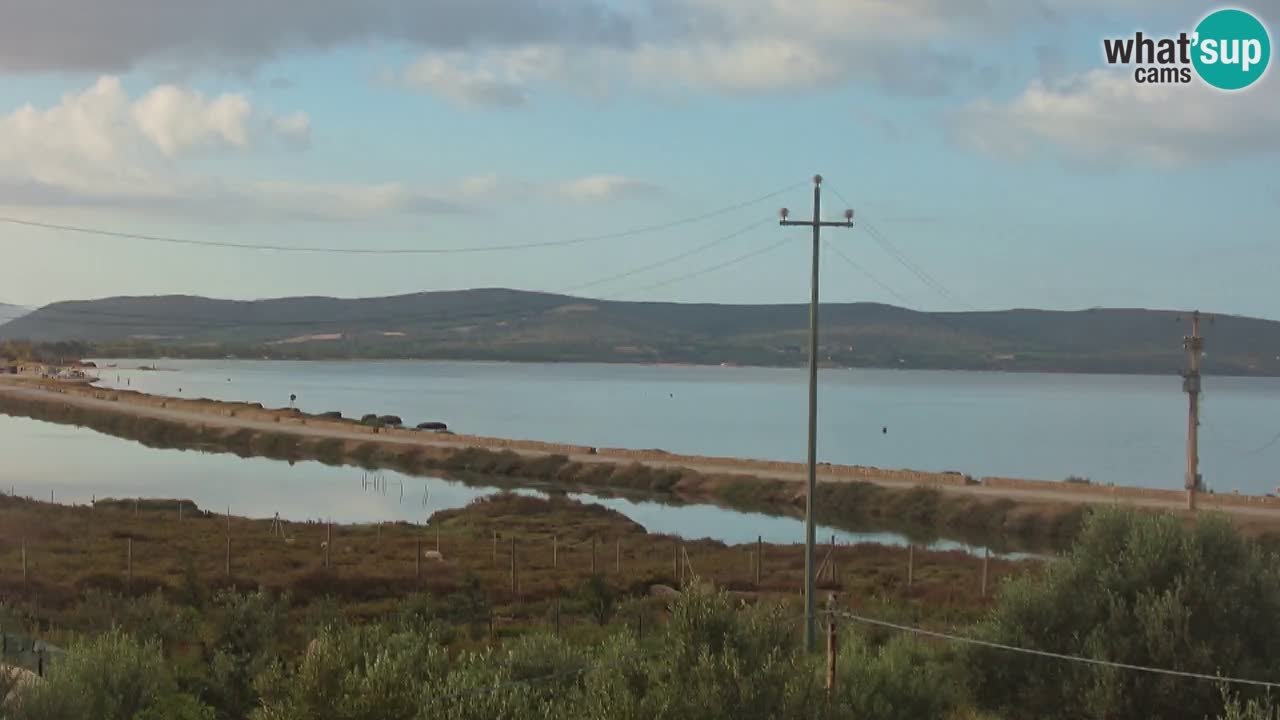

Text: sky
xmin=0 ymin=0 xmax=1277 ymax=318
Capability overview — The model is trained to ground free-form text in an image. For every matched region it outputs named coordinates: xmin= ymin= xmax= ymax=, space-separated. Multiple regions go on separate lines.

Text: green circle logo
xmin=1193 ymin=9 xmax=1271 ymax=90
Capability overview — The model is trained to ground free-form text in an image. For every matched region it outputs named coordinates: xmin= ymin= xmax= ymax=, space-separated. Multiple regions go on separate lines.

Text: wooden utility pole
xmin=1183 ymin=311 xmax=1205 ymax=511
xmin=780 ymin=175 xmax=855 ymax=652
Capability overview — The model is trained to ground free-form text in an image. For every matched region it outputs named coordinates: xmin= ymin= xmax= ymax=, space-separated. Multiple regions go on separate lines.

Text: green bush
xmin=969 ymin=508 xmax=1280 ymax=720
xmin=5 ymin=630 xmax=212 ymax=720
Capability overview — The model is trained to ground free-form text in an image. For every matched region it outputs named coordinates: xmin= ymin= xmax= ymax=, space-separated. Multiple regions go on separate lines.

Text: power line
xmin=0 ymin=182 xmax=803 ymax=256
xmin=823 ymin=240 xmax=916 ymax=308
xmin=606 ymin=234 xmax=792 ymax=297
xmin=829 ymin=610 xmax=1280 ymax=690
xmin=0 ymin=219 xmax=775 ymax=332
xmin=824 ymin=186 xmax=970 ymax=309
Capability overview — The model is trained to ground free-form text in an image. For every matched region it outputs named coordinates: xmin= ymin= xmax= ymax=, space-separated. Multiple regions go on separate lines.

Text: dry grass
xmin=0 ymin=493 xmax=1030 ymax=630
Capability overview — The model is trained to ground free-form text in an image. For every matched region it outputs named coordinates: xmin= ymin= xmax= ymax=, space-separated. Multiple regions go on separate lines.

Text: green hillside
xmin=2 ymin=289 xmax=1277 ymax=376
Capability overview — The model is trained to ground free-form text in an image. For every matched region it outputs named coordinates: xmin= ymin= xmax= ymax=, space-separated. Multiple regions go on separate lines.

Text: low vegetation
xmin=2 ymin=508 xmax=1276 ymax=719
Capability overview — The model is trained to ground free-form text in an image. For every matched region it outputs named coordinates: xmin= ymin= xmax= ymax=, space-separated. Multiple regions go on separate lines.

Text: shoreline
xmin=3 ymin=377 xmax=1280 ymax=542
xmin=86 ymin=355 xmax=1280 ymax=380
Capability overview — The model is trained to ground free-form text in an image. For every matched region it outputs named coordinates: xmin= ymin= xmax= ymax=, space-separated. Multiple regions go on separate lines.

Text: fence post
xmin=435 ymin=528 xmax=440 ymax=554
xmin=825 ymin=596 xmax=838 ymax=698
xmin=907 ymin=545 xmax=914 ymax=588
xmin=226 ymin=507 xmax=231 ymax=535
xmin=615 ymin=538 xmax=621 ymax=574
xmin=981 ymin=548 xmax=989 ymax=598
xmin=747 ymin=535 xmax=757 ymax=586
xmin=178 ymin=500 xmax=183 ymax=523
xmin=552 ymin=535 xmax=558 ymax=570
xmin=510 ymin=537 xmax=517 ymax=599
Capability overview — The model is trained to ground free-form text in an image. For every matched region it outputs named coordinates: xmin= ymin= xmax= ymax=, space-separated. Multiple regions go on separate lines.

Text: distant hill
xmin=0 ymin=303 xmax=29 ymax=327
xmin=3 ymin=289 xmax=1278 ymax=376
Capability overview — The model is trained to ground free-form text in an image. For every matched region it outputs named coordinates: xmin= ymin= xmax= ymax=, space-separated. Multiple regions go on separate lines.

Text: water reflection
xmin=0 ymin=414 xmax=1024 ymax=556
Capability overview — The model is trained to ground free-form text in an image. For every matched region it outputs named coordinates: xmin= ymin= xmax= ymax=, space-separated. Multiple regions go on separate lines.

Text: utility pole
xmin=1182 ymin=311 xmax=1205 ymax=511
xmin=780 ymin=175 xmax=854 ymax=652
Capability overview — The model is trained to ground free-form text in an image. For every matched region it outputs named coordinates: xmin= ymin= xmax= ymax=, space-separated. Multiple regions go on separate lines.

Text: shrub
xmin=5 ymin=630 xmax=212 ymax=720
xmin=969 ymin=508 xmax=1280 ymax=720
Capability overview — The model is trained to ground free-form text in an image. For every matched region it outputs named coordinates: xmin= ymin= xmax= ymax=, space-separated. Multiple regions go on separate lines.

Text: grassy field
xmin=0 ymin=492 xmax=1028 ymax=645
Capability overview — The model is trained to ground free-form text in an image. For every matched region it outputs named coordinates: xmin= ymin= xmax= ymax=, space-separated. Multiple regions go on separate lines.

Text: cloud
xmin=956 ymin=70 xmax=1280 ymax=168
xmin=0 ymin=0 xmax=633 ymax=74
xmin=131 ymin=85 xmax=252 ymax=156
xmin=0 ymin=76 xmax=464 ymax=221
xmin=270 ymin=112 xmax=312 ymax=148
xmin=557 ymin=175 xmax=665 ymax=202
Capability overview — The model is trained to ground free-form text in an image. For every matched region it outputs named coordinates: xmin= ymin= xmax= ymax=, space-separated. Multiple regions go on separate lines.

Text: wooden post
xmin=615 ymin=538 xmax=621 ymax=574
xmin=552 ymin=535 xmax=558 ymax=570
xmin=325 ymin=520 xmax=332 ymax=569
xmin=226 ymin=507 xmax=231 ymax=535
xmin=747 ymin=535 xmax=757 ymax=586
xmin=435 ymin=528 xmax=440 ymax=554
xmin=673 ymin=544 xmax=679 ymax=583
xmin=178 ymin=501 xmax=183 ymax=522
xmin=907 ymin=545 xmax=914 ymax=588
xmin=981 ymin=548 xmax=989 ymax=598
xmin=826 ymin=597 xmax=838 ymax=698
xmin=830 ymin=535 xmax=837 ymax=584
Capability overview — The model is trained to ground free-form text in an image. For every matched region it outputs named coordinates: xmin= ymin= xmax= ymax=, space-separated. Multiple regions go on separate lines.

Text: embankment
xmin=0 ymin=380 xmax=1100 ymax=547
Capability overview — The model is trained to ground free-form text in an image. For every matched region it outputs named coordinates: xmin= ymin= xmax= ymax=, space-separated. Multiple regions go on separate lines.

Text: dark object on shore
xmin=416 ymin=421 xmax=448 ymax=431
xmin=360 ymin=413 xmax=380 ymax=426
xmin=882 ymin=427 xmax=887 ymax=434
xmin=319 ymin=411 xmax=343 ymax=419
xmin=378 ymin=415 xmax=403 ymax=427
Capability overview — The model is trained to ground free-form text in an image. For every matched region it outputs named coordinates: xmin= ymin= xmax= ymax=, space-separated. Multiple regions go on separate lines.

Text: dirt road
xmin=3 ymin=379 xmax=1278 ymax=522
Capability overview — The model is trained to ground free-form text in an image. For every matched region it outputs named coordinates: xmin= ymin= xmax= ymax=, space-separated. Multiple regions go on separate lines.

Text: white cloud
xmin=401 ymin=46 xmax=568 ymax=108
xmin=957 ymin=70 xmax=1280 ymax=168
xmin=131 ymin=85 xmax=252 ymax=156
xmin=0 ymin=77 xmax=463 ymax=221
xmin=270 ymin=111 xmax=311 ymax=148
xmin=557 ymin=175 xmax=665 ymax=202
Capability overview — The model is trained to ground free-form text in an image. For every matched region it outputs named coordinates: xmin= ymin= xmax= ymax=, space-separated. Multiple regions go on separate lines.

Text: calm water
xmin=90 ymin=359 xmax=1280 ymax=494
xmin=0 ymin=414 xmax=997 ymax=553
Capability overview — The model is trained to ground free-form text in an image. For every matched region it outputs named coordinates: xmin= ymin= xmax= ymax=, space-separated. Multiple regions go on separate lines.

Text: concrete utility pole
xmin=780 ymin=175 xmax=854 ymax=652
xmin=1182 ymin=311 xmax=1205 ymax=511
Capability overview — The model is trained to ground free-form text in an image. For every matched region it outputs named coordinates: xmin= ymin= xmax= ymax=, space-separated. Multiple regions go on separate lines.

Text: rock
xmin=378 ymin=415 xmax=403 ymax=426
xmin=423 ymin=550 xmax=444 ymax=561
xmin=649 ymin=584 xmax=681 ymax=598
xmin=416 ymin=421 xmax=447 ymax=431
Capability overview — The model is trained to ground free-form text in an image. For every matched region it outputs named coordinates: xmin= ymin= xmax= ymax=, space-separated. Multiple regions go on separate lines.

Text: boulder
xmin=416 ymin=421 xmax=448 ymax=431
xmin=649 ymin=584 xmax=681 ymax=598
xmin=378 ymin=415 xmax=403 ymax=427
